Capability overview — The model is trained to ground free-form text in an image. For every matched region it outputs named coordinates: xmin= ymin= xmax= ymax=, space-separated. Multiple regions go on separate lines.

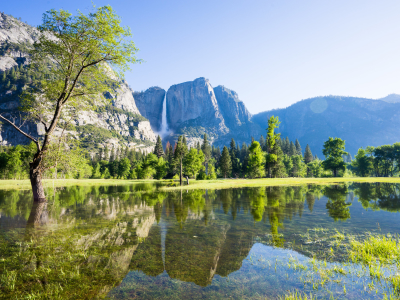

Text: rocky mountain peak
xmin=166 ymin=77 xmax=228 ymax=134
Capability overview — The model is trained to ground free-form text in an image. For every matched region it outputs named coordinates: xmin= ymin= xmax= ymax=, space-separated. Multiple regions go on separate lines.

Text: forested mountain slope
xmin=252 ymin=96 xmax=400 ymax=156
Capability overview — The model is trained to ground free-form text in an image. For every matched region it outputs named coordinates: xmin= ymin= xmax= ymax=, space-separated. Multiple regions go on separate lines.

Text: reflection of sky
xmin=111 ymin=243 xmax=389 ymax=299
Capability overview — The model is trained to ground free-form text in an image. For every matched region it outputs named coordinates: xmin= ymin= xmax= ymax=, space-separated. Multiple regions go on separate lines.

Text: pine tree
xmin=197 ymin=141 xmax=201 ymax=152
xmin=98 ymin=147 xmax=103 ymax=161
xmin=220 ymin=146 xmax=232 ymax=178
xmin=304 ymin=144 xmax=313 ymax=164
xmin=174 ymin=135 xmax=188 ymax=185
xmin=229 ymin=138 xmax=240 ymax=177
xmin=1 ymin=72 xmax=5 ymax=82
xmin=241 ymin=143 xmax=249 ymax=175
xmin=285 ymin=137 xmax=290 ymax=154
xmin=259 ymin=135 xmax=266 ymax=151
xmin=289 ymin=141 xmax=296 ymax=156
xmin=154 ymin=135 xmax=164 ymax=158
xmin=229 ymin=138 xmax=236 ymax=156
xmin=109 ymin=147 xmax=115 ymax=162
xmin=104 ymin=145 xmax=109 ymax=161
xmin=201 ymin=134 xmax=211 ymax=173
xmin=295 ymin=139 xmax=302 ymax=155
xmin=115 ymin=147 xmax=120 ymax=161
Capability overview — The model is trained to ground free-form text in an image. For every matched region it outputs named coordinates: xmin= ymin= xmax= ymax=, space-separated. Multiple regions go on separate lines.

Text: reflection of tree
xmin=324 ymin=185 xmax=351 ymax=221
xmin=26 ymin=201 xmax=48 ymax=228
xmin=352 ymin=183 xmax=400 ymax=212
xmin=248 ymin=188 xmax=265 ymax=222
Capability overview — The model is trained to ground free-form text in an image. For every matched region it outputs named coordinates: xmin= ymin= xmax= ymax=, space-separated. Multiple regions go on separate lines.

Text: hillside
xmin=252 ymin=96 xmax=400 ymax=156
xmin=0 ymin=13 xmax=156 ymax=153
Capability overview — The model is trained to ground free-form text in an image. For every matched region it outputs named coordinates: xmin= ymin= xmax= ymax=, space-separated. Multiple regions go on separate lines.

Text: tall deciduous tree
xmin=351 ymin=148 xmax=373 ymax=177
xmin=183 ymin=148 xmax=205 ymax=178
xmin=322 ymin=137 xmax=348 ymax=177
xmin=247 ymin=141 xmax=266 ymax=178
xmin=220 ymin=146 xmax=232 ymax=178
xmin=265 ymin=116 xmax=281 ymax=177
xmin=0 ymin=6 xmax=139 ymax=201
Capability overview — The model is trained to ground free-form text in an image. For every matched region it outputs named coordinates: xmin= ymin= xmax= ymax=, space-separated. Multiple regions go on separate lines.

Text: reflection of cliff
xmin=165 ymin=222 xmax=231 ymax=286
xmin=129 ymin=226 xmax=164 ymax=277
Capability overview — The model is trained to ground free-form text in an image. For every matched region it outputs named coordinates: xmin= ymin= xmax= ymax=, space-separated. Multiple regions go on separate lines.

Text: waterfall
xmin=158 ymin=94 xmax=169 ymax=138
xmin=161 ymin=220 xmax=166 ymax=270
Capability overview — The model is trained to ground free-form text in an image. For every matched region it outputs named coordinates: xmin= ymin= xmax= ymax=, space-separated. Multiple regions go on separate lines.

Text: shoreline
xmin=0 ymin=177 xmax=399 ymax=191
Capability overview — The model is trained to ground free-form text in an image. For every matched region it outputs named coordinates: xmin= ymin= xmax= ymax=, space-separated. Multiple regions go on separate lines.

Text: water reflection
xmin=0 ymin=183 xmax=400 ymax=298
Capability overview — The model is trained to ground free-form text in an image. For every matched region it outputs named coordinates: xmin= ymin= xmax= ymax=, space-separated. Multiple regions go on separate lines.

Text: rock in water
xmin=134 ymin=87 xmax=166 ymax=132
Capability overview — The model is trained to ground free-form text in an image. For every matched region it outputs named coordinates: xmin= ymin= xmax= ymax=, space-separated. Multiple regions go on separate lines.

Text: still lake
xmin=0 ymin=182 xmax=399 ymax=299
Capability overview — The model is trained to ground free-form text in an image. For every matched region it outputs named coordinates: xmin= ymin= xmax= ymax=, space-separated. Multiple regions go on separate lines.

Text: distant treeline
xmin=0 ymin=116 xmax=398 ymax=180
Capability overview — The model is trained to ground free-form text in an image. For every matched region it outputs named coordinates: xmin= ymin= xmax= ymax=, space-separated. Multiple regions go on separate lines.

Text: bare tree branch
xmin=0 ymin=114 xmax=39 ymax=148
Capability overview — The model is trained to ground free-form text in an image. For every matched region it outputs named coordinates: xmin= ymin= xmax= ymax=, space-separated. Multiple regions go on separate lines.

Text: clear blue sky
xmin=3 ymin=0 xmax=400 ymax=113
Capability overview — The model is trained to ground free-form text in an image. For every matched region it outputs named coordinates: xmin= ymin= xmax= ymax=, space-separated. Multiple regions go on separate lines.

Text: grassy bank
xmin=0 ymin=179 xmax=158 ymax=190
xmin=163 ymin=177 xmax=400 ymax=191
xmin=0 ymin=177 xmax=400 ymax=191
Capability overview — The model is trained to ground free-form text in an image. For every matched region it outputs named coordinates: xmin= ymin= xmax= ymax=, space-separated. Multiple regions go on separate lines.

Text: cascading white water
xmin=158 ymin=94 xmax=170 ymax=138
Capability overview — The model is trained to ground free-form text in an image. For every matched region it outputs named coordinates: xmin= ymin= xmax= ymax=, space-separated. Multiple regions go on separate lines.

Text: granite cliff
xmin=134 ymin=87 xmax=166 ymax=132
xmin=159 ymin=77 xmax=259 ymax=147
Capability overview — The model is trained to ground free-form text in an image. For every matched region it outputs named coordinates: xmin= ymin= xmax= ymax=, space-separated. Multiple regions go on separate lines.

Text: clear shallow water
xmin=0 ymin=182 xmax=400 ymax=299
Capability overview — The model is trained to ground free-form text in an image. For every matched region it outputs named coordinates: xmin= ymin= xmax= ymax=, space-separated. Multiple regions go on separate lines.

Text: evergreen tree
xmin=295 ymin=139 xmax=302 ymax=155
xmin=229 ymin=138 xmax=236 ymax=155
xmin=304 ymin=144 xmax=313 ymax=176
xmin=104 ymin=145 xmax=109 ymax=161
xmin=127 ymin=149 xmax=136 ymax=165
xmin=115 ymin=147 xmax=120 ymax=161
xmin=197 ymin=141 xmax=201 ymax=152
xmin=259 ymin=135 xmax=266 ymax=151
xmin=240 ymin=143 xmax=250 ymax=176
xmin=201 ymin=134 xmax=211 ymax=173
xmin=109 ymin=147 xmax=115 ymax=162
xmin=153 ymin=135 xmax=164 ymax=158
xmin=282 ymin=137 xmax=289 ymax=154
xmin=229 ymin=138 xmax=240 ymax=177
xmin=98 ymin=147 xmax=103 ymax=161
xmin=220 ymin=146 xmax=232 ymax=178
xmin=270 ymin=144 xmax=287 ymax=177
xmin=289 ymin=141 xmax=296 ymax=156
xmin=174 ymin=135 xmax=188 ymax=185
xmin=1 ymin=72 xmax=5 ymax=82
xmin=304 ymin=144 xmax=313 ymax=164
